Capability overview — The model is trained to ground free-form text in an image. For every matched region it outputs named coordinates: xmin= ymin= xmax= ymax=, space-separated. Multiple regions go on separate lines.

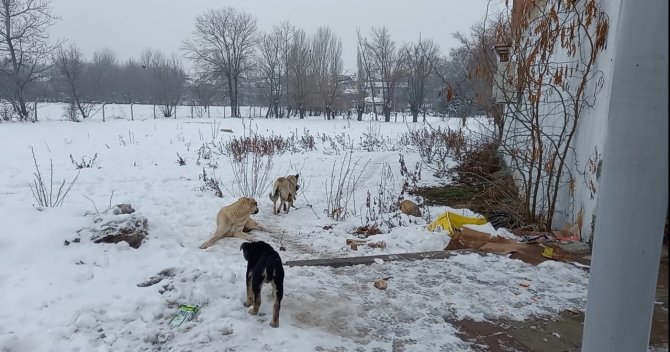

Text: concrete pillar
xmin=582 ymin=0 xmax=668 ymax=351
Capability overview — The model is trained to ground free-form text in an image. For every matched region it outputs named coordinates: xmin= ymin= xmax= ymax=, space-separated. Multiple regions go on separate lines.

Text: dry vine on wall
xmin=496 ymin=0 xmax=609 ymax=229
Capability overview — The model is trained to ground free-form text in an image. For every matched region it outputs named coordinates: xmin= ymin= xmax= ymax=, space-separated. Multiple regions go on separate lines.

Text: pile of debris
xmin=69 ymin=204 xmax=149 ymax=249
xmin=445 ymin=226 xmax=590 ymax=266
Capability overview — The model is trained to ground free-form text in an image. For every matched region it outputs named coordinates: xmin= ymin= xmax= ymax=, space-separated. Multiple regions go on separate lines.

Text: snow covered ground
xmin=0 ymin=104 xmax=590 ymax=351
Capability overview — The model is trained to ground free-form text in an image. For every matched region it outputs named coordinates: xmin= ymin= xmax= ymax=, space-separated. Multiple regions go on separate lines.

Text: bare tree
xmin=89 ymin=48 xmax=116 ymax=102
xmin=184 ymin=7 xmax=257 ymax=117
xmin=0 ymin=0 xmax=58 ymax=121
xmin=403 ymin=38 xmax=439 ymax=122
xmin=53 ymin=43 xmax=89 ymax=120
xmin=287 ymin=28 xmax=311 ymax=119
xmin=142 ymin=49 xmax=186 ymax=118
xmin=275 ymin=22 xmax=294 ymax=117
xmin=354 ymin=47 xmax=367 ymax=121
xmin=191 ymin=78 xmax=217 ymax=117
xmin=427 ymin=17 xmax=504 ymax=127
xmin=257 ymin=29 xmax=283 ymax=118
xmin=364 ymin=27 xmax=406 ymax=122
xmin=256 ymin=23 xmax=294 ymax=118
xmin=356 ymin=29 xmax=377 ymax=119
xmin=311 ymin=26 xmax=343 ymax=120
xmin=119 ymin=58 xmax=148 ymax=104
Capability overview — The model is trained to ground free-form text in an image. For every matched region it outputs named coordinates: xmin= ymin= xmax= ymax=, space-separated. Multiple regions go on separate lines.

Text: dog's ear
xmin=240 ymin=242 xmax=246 ymax=251
xmin=242 ymin=197 xmax=254 ymax=209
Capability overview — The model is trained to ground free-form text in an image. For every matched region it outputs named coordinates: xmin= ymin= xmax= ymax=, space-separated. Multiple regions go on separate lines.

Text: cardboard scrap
xmin=445 ymin=228 xmax=569 ymax=265
xmin=445 ymin=227 xmax=491 ymax=250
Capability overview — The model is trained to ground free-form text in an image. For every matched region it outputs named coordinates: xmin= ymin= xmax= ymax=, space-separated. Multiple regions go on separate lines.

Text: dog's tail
xmin=269 ymin=186 xmax=280 ymax=201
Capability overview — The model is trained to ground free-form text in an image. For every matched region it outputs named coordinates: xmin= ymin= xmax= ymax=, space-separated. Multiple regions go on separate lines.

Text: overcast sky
xmin=50 ymin=0 xmax=490 ymax=73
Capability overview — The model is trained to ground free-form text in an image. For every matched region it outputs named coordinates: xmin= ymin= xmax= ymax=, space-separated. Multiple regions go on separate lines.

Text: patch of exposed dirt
xmin=449 ymin=251 xmax=669 ymax=351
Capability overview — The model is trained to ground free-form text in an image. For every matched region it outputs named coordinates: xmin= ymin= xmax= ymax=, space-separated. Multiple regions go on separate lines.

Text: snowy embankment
xmin=0 ymin=105 xmax=589 ymax=351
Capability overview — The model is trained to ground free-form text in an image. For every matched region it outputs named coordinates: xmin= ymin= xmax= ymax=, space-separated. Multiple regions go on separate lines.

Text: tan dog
xmin=200 ymin=197 xmax=266 ymax=249
xmin=269 ymin=174 xmax=299 ymax=215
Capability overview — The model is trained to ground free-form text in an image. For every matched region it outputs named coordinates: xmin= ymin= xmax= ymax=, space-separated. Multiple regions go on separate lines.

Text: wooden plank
xmin=285 ymin=249 xmax=477 ymax=268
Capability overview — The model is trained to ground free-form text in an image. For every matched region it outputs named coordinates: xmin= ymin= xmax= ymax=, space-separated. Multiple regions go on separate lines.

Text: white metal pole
xmin=582 ymin=0 xmax=668 ymax=351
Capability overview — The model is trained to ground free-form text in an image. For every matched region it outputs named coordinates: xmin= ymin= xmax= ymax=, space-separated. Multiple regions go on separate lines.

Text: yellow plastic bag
xmin=427 ymin=211 xmax=488 ymax=235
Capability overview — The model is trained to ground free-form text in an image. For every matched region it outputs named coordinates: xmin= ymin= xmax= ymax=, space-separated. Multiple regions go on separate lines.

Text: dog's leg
xmin=272 ymin=197 xmax=279 ymax=215
xmin=270 ymin=281 xmax=283 ymax=328
xmin=245 ymin=218 xmax=273 ymax=234
xmin=285 ymin=196 xmax=293 ymax=214
xmin=199 ymin=226 xmax=230 ymax=249
xmin=249 ymin=279 xmax=262 ymax=315
xmin=233 ymin=232 xmax=253 ymax=241
xmin=244 ymin=271 xmax=253 ymax=307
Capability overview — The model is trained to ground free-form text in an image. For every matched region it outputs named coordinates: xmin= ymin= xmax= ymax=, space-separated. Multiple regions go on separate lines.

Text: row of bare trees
xmin=1 ymin=0 xmax=189 ymax=121
xmin=51 ymin=45 xmax=186 ymax=121
xmin=2 ymin=1 xmax=481 ymax=122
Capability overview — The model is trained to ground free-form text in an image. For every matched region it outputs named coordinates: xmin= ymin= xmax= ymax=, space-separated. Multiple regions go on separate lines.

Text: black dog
xmin=240 ymin=241 xmax=284 ymax=327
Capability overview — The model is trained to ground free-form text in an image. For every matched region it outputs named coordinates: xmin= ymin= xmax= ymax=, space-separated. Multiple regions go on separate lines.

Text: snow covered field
xmin=0 ymin=104 xmax=589 ymax=351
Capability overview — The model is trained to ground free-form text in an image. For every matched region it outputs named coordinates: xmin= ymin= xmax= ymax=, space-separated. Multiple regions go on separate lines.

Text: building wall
xmin=501 ymin=0 xmax=623 ymax=241
xmin=553 ymin=0 xmax=622 ymax=241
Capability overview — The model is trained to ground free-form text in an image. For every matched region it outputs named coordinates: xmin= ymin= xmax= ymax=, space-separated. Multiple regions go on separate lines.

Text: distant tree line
xmin=1 ymin=0 xmax=497 ymax=122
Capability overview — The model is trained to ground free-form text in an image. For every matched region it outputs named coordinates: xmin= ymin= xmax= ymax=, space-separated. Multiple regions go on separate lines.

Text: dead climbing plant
xmin=493 ymin=0 xmax=610 ymax=230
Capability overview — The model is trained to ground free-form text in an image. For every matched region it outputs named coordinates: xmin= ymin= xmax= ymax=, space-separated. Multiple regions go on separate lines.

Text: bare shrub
xmin=320 ymin=131 xmax=353 ymax=155
xmin=176 ymin=153 xmax=186 ymax=166
xmin=1 ymin=101 xmax=15 ymax=121
xmin=69 ymin=153 xmax=98 ymax=169
xmin=401 ymin=126 xmax=466 ymax=177
xmin=197 ymin=168 xmax=223 ymax=198
xmin=450 ymin=141 xmax=501 ymax=186
xmin=63 ymin=102 xmax=80 ymax=122
xmin=196 ymin=143 xmax=218 ymax=169
xmin=226 ymin=135 xmax=289 ymax=161
xmin=209 ymin=121 xmax=221 ymax=140
xmin=449 ymin=141 xmax=526 ymax=227
xmin=29 ymin=147 xmax=80 ymax=207
xmin=398 ymin=154 xmax=432 ymax=223
xmin=398 ymin=154 xmax=422 ymax=196
xmin=223 ymin=152 xmax=274 ymax=198
xmin=298 ymin=129 xmax=316 ymax=151
xmin=325 ymin=152 xmax=370 ymax=221
xmin=364 ymin=162 xmax=399 ymax=222
xmin=362 ymin=161 xmax=413 ymax=230
xmin=359 ymin=124 xmax=392 ymax=152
